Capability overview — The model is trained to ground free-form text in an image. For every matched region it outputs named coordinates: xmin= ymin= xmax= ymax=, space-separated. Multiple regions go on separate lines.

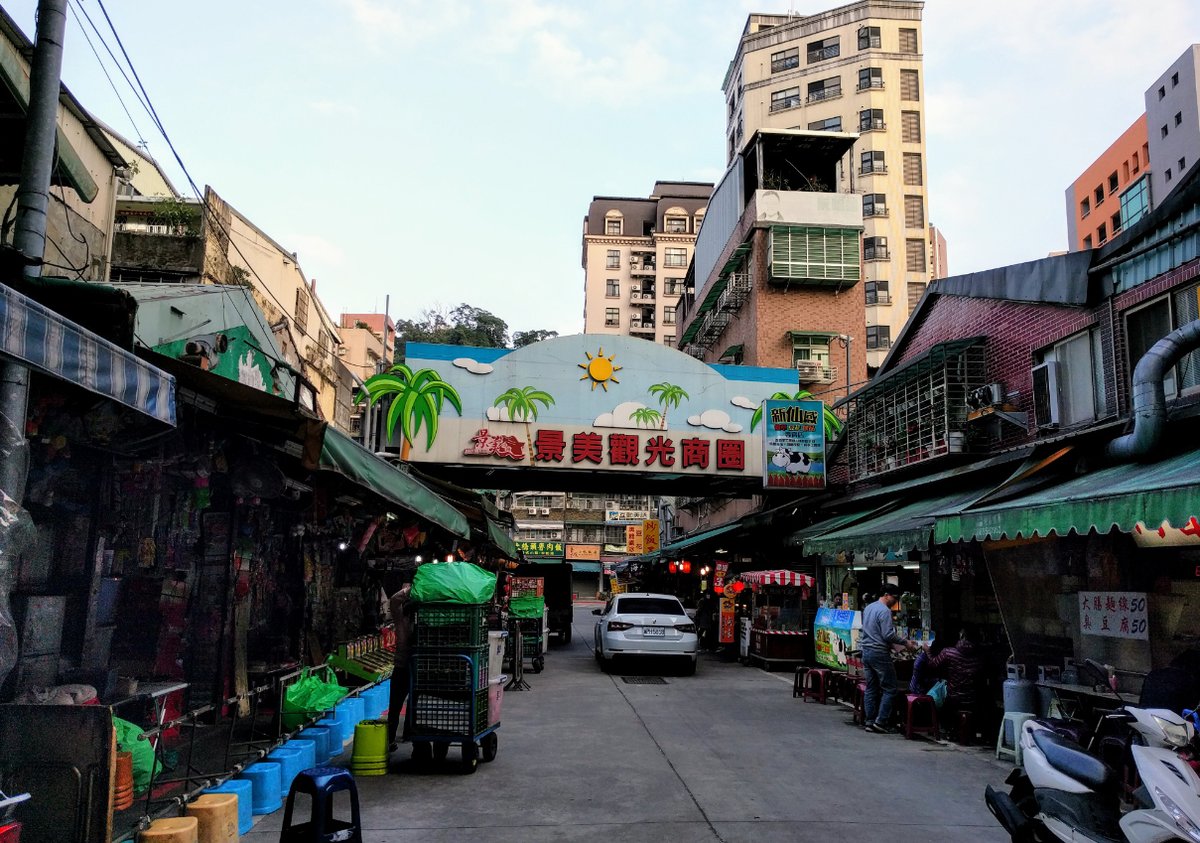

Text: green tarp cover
xmin=486 ymin=517 xmax=520 ymax=560
xmin=411 ymin=561 xmax=496 ymax=604
xmin=936 ymin=447 xmax=1200 ymax=543
xmin=509 ymin=594 xmax=545 ymax=619
xmin=113 ymin=716 xmax=161 ymax=794
xmin=319 ymin=428 xmax=469 ymax=538
xmin=787 ymin=505 xmax=889 ymax=548
xmin=658 ymin=522 xmax=741 ymax=558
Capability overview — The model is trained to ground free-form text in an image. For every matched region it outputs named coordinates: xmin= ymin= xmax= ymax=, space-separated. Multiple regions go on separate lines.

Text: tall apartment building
xmin=1147 ymin=46 xmax=1200 ymax=209
xmin=723 ymin=2 xmax=933 ymax=371
xmin=582 ymin=182 xmax=713 ymax=347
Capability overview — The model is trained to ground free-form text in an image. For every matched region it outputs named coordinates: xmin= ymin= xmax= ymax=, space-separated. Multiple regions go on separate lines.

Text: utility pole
xmin=0 ymin=0 xmax=68 ymax=503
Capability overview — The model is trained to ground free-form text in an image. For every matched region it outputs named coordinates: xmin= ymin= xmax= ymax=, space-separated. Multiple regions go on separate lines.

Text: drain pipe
xmin=1107 ymin=318 xmax=1200 ymax=461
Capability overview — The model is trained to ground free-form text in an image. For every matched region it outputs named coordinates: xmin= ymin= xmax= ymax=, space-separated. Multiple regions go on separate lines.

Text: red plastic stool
xmin=793 ymin=666 xmax=810 ymax=699
xmin=802 ymin=668 xmax=831 ymax=704
xmin=955 ymin=710 xmax=976 ymax=745
xmin=904 ymin=693 xmax=939 ymax=740
xmin=852 ymin=681 xmax=867 ymax=725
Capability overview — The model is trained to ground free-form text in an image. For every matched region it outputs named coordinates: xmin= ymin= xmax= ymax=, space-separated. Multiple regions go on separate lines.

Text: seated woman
xmin=909 ymin=633 xmax=945 ymax=695
xmin=927 ymin=625 xmax=985 ymax=721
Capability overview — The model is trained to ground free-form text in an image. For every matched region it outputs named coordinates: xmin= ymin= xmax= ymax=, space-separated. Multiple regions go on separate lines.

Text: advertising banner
xmin=606 ymin=507 xmax=651 ymax=524
xmin=715 ymin=560 xmax=735 ymax=643
xmin=642 ymin=519 xmax=660 ymax=554
xmin=1078 ymin=592 xmax=1149 ymax=639
xmin=762 ymin=399 xmax=827 ymax=489
xmin=626 ymin=524 xmax=644 ymax=554
xmin=566 ymin=544 xmax=601 ymax=561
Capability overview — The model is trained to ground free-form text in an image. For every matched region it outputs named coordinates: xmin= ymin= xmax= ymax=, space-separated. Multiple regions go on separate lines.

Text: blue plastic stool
xmin=318 ymin=713 xmax=348 ymax=752
xmin=297 ymin=726 xmax=333 ymax=763
xmin=268 ymin=745 xmax=304 ymax=794
xmin=364 ymin=686 xmax=386 ymax=719
xmin=238 ymin=761 xmax=283 ymax=815
xmin=338 ymin=696 xmax=365 ymax=732
xmin=205 ymin=778 xmax=253 ymax=835
xmin=280 ymin=766 xmax=362 ymax=843
xmin=286 ymin=737 xmax=318 ymax=772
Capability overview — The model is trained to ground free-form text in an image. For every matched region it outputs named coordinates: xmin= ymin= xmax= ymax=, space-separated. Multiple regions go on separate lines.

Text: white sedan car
xmin=593 ymin=593 xmax=698 ymax=675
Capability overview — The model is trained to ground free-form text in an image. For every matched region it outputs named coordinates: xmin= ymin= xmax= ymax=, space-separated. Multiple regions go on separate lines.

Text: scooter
xmin=985 ymin=706 xmax=1200 ymax=842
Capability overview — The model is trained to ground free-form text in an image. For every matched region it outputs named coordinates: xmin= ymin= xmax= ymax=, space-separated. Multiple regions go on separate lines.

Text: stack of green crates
xmin=411 ymin=603 xmax=491 ymax=736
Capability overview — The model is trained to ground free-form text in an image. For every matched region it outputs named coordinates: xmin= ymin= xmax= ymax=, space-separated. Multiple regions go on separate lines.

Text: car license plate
xmin=643 ymin=627 xmax=666 ymax=636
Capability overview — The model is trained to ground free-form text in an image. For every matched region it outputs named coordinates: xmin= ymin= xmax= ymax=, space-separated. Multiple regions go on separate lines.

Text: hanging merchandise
xmin=282 ymin=668 xmax=348 ymax=730
xmin=113 ymin=716 xmax=161 ymax=794
xmin=411 ymin=562 xmax=497 ymax=605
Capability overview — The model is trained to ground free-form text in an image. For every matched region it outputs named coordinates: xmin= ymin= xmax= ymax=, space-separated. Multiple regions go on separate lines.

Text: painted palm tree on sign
xmin=630 ymin=406 xmax=663 ymax=429
xmin=647 ymin=382 xmax=689 ymax=429
xmin=750 ymin=390 xmax=844 ymax=440
xmin=493 ymin=386 xmax=555 ymax=422
xmin=359 ymin=364 xmax=463 ymax=460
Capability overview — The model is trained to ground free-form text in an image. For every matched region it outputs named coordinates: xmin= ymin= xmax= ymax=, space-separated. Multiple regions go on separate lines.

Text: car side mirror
xmin=591 ymin=608 xmax=602 ymax=615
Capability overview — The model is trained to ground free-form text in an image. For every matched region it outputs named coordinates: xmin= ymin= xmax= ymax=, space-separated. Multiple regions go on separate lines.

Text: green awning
xmin=486 ymin=516 xmax=520 ymax=560
xmin=659 ymin=521 xmax=742 ymax=557
xmin=718 ymin=344 xmax=743 ymax=361
xmin=319 ymin=428 xmax=470 ymax=538
xmin=787 ymin=504 xmax=890 ymax=548
xmin=805 ymin=486 xmax=992 ymax=557
xmin=936 ymin=448 xmax=1200 ymax=544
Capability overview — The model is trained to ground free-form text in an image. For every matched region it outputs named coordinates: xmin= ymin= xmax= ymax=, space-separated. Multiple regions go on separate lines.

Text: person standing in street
xmin=387 ymin=583 xmax=415 ymax=753
xmin=860 ymin=584 xmax=916 ymax=733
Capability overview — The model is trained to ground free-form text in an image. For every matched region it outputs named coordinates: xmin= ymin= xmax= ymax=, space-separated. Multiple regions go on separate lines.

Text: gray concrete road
xmin=247 ymin=603 xmax=1011 ymax=842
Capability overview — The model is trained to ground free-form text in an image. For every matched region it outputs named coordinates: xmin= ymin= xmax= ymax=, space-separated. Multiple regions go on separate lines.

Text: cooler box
xmin=488 ymin=676 xmax=506 ymax=726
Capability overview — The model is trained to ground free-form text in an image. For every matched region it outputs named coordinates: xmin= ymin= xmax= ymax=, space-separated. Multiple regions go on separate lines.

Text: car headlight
xmin=1156 ymin=788 xmax=1200 ymax=842
xmin=1153 ymin=715 xmax=1191 ymax=748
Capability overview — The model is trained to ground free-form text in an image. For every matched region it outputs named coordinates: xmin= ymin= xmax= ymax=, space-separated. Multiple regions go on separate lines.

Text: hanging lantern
xmin=681 ymin=561 xmax=692 ymax=575
xmin=668 ymin=561 xmax=677 ymax=574
xmin=713 ymin=584 xmax=724 ymax=594
xmin=732 ymin=580 xmax=745 ymax=594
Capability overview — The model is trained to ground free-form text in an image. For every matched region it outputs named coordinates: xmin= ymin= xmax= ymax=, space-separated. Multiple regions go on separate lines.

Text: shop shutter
xmin=900 ymin=69 xmax=919 ymax=101
xmin=903 ymin=153 xmax=923 ymax=186
xmin=906 ymin=238 xmax=927 ymax=273
xmin=904 ymin=196 xmax=924 ymax=229
xmin=901 ymin=111 xmax=921 ymax=143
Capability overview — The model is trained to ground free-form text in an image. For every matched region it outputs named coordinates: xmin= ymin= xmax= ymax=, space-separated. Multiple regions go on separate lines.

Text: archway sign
xmin=390 ymin=334 xmax=817 ymax=495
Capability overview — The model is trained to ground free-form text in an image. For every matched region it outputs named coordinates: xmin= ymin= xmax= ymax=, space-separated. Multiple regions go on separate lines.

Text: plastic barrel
xmin=113 ymin=750 xmax=134 ymax=810
xmin=205 ymin=779 xmax=253 ymax=835
xmin=237 ymin=761 xmax=283 ymax=815
xmin=184 ymin=793 xmax=238 ymax=843
xmin=1002 ymin=678 xmax=1036 ymax=714
xmin=351 ymin=719 xmax=389 ymax=777
xmin=138 ymin=816 xmax=198 ymax=842
xmin=267 ymin=745 xmax=304 ymax=794
xmin=297 ymin=726 xmax=333 ymax=763
xmin=378 ymin=679 xmax=391 ymax=715
xmin=284 ymin=737 xmax=318 ymax=772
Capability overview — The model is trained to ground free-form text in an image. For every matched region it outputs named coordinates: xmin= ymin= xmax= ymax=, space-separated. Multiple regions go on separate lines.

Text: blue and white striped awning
xmin=0 ymin=283 xmax=175 ymax=425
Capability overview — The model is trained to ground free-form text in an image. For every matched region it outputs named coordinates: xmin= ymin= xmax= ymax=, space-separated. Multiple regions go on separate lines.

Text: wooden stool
xmin=904 ymin=694 xmax=939 ymax=740
xmin=139 ymin=817 xmax=198 ymax=842
xmin=185 ymin=793 xmax=239 ymax=843
xmin=802 ymin=668 xmax=831 ymax=704
xmin=793 ymin=666 xmax=809 ymax=698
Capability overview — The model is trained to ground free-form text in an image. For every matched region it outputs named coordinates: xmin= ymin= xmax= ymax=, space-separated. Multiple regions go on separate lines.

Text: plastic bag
xmin=927 ymin=679 xmax=948 ymax=709
xmin=509 ymin=594 xmax=545 ymax=619
xmin=0 ymin=486 xmax=36 ymax=692
xmin=410 ymin=562 xmax=496 ymax=605
xmin=282 ymin=669 xmax=347 ymax=730
xmin=113 ymin=716 xmax=160 ymax=794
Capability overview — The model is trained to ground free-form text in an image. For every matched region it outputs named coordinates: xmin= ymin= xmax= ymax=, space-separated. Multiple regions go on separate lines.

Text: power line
xmin=66 ymin=0 xmax=146 ymax=145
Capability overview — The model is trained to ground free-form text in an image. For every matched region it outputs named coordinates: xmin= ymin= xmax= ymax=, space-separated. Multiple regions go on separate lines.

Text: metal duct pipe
xmin=1107 ymin=318 xmax=1200 ymax=461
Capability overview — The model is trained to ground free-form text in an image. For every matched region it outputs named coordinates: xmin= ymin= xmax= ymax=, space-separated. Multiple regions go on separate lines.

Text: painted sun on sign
xmin=578 ymin=347 xmax=622 ymax=391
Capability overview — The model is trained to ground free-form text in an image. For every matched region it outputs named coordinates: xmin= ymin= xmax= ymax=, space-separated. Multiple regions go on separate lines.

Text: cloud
xmin=309 ymin=100 xmax=359 ymax=118
xmin=730 ymin=395 xmax=758 ymax=410
xmin=338 ymin=0 xmax=469 ymax=47
xmin=453 ymin=357 xmax=494 ymax=375
xmin=688 ymin=409 xmax=741 ymax=433
xmin=280 ymin=233 xmax=346 ymax=270
xmin=594 ymin=401 xmax=651 ymax=429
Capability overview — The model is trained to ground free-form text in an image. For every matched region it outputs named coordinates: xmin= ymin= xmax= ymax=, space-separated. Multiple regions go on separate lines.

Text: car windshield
xmin=616 ymin=597 xmax=685 ymax=616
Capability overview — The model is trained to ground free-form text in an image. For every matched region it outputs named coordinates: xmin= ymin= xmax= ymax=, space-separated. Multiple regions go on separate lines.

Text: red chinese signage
xmin=463 ymin=427 xmax=748 ymax=473
xmin=463 ymin=429 xmax=524 ymax=460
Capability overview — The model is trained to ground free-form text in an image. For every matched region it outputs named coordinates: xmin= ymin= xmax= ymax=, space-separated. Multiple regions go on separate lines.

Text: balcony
xmin=863 ymin=206 xmax=889 ymax=218
xmin=807 ymin=46 xmax=839 ymax=63
xmin=629 ymin=289 xmax=656 ymax=302
xmin=806 ymin=87 xmax=841 ymax=103
xmin=859 ymin=118 xmax=886 ymax=132
xmin=864 ymin=246 xmax=890 ymax=261
xmin=865 ymin=291 xmax=892 ymax=305
xmin=858 ymin=164 xmax=887 ymax=176
xmin=771 ymin=56 xmax=800 ymax=74
xmin=797 ymin=361 xmax=837 ymax=385
xmin=629 ymin=321 xmax=656 ymax=334
xmin=857 ymin=79 xmax=885 ymax=92
xmin=769 ymin=96 xmax=802 ymax=113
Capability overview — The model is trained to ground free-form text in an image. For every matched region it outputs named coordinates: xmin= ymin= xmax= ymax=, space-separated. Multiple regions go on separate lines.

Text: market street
xmin=247 ymin=604 xmax=1010 ymax=842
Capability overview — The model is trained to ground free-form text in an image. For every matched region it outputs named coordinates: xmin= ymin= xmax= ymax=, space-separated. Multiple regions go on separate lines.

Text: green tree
xmin=750 ymin=390 xmax=844 ymax=440
xmin=647 ymin=382 xmax=689 ymax=429
xmin=391 ymin=304 xmax=557 ymax=361
xmin=513 ymin=329 xmax=559 ymax=348
xmin=359 ymin=364 xmax=462 ymax=460
xmin=630 ymin=407 xmax=663 ymax=428
xmin=493 ymin=386 xmax=555 ymax=422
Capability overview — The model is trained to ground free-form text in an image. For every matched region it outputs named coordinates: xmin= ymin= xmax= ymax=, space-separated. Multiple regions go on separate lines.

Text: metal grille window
xmin=768 ymin=226 xmax=861 ymax=284
xmin=808 ymin=116 xmax=842 ymax=132
xmin=606 ymin=279 xmax=619 ymax=297
xmin=664 ymin=247 xmax=688 ymax=268
xmin=863 ymin=193 xmax=888 ymax=217
xmin=859 ymin=108 xmax=885 ymax=131
xmin=294 ymin=287 xmax=310 ymax=334
xmin=901 ymin=111 xmax=921 ymax=143
xmin=770 ymin=87 xmax=802 ymax=112
xmin=1173 ymin=283 xmax=1200 ymax=394
xmin=605 ymin=308 xmax=620 ymax=327
xmin=606 ymin=249 xmax=620 ymax=269
xmin=865 ymin=280 xmax=890 ymax=304
xmin=903 ymin=153 xmax=923 ymax=186
xmin=866 ymin=325 xmax=891 ymax=349
xmin=864 ymin=236 xmax=889 ymax=261
xmin=807 ymin=36 xmax=840 ymax=63
xmin=807 ymin=76 xmax=841 ymax=102
xmin=900 ymin=69 xmax=919 ymax=101
xmin=904 ymin=195 xmax=925 ymax=228
xmin=858 ymin=67 xmax=884 ymax=91
xmin=899 ymin=28 xmax=918 ymax=53
xmin=906 ymin=238 xmax=927 ymax=273
xmin=665 ymin=216 xmax=688 ymax=233
xmin=664 ymin=278 xmax=685 ymax=295
xmin=860 ymin=150 xmax=886 ymax=174
xmin=771 ymin=47 xmax=799 ymax=73
xmin=858 ymin=26 xmax=881 ymax=50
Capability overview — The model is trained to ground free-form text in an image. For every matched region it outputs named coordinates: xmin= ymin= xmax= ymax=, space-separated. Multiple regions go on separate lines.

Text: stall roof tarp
xmin=0 ymin=282 xmax=175 ymax=424
xmin=787 ymin=505 xmax=890 ymax=547
xmin=485 ymin=516 xmax=520 ymax=560
xmin=805 ymin=486 xmax=993 ymax=557
xmin=319 ymin=428 xmax=470 ymax=538
xmin=739 ymin=570 xmax=815 ymax=587
xmin=658 ymin=521 xmax=741 ymax=557
xmin=936 ymin=447 xmax=1200 ymax=543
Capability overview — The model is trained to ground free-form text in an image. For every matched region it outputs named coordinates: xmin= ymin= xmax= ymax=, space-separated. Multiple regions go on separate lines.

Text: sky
xmin=7 ymin=0 xmax=1200 ymax=340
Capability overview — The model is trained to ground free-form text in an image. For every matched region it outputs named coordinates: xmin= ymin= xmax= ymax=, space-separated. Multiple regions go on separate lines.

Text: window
xmin=904 ymin=195 xmax=924 ymax=228
xmin=664 ymin=247 xmax=687 ymax=268
xmin=663 ymin=306 xmax=676 ymax=325
xmin=807 ymin=76 xmax=841 ymax=102
xmin=606 ymin=279 xmax=619 ymax=297
xmin=1162 ymin=124 xmax=1169 ymax=139
xmin=858 ymin=26 xmax=881 ymax=49
xmin=807 ymin=36 xmax=839 ymax=63
xmin=860 ymin=150 xmax=886 ymax=174
xmin=866 ymin=325 xmax=891 ymax=349
xmin=1108 ymin=172 xmax=1118 ymax=193
xmin=905 ymin=238 xmax=926 ymax=272
xmin=808 ymin=116 xmax=842 ymax=132
xmin=858 ymin=67 xmax=883 ymax=90
xmin=318 ymin=330 xmax=331 ymax=356
xmin=864 ymin=236 xmax=888 ymax=260
xmin=863 ymin=193 xmax=887 ymax=217
xmin=900 ymin=69 xmax=919 ymax=101
xmin=294 ymin=287 xmax=310 ymax=334
xmin=665 ymin=215 xmax=688 ymax=233
xmin=1123 ymin=161 xmax=1130 ymax=182
xmin=1125 ymin=294 xmax=1200 ymax=400
xmin=770 ymin=87 xmax=801 ymax=112
xmin=1080 ymin=196 xmax=1091 ymax=217
xmin=606 ymin=217 xmax=622 ymax=235
xmin=664 ymin=278 xmax=685 ymax=296
xmin=1173 ymin=71 xmax=1180 ymax=87
xmin=865 ymin=279 xmax=890 ymax=304
xmin=606 ymin=249 xmax=620 ymax=269
xmin=1166 ymin=168 xmax=1174 ymax=183
xmin=901 ymin=111 xmax=921 ymax=143
xmin=663 ymin=336 xmax=675 ymax=347
xmin=1181 ymin=157 xmax=1188 ymax=171
xmin=1173 ymin=283 xmax=1200 ymax=394
xmin=1133 ymin=151 xmax=1140 ymax=173
xmin=791 ymin=334 xmax=832 ymax=368
xmin=1121 ymin=175 xmax=1151 ymax=229
xmin=899 ymin=28 xmax=918 ymax=53
xmin=771 ymin=47 xmax=799 ymax=73
xmin=859 ymin=108 xmax=885 ymax=131
xmin=604 ymin=308 xmax=620 ymax=327
xmin=1097 ymin=222 xmax=1107 ymax=244
xmin=1176 ymin=111 xmax=1184 ymax=127
xmin=907 ymin=282 xmax=926 ymax=314
xmin=1094 ymin=185 xmax=1104 ymax=204
xmin=1111 ymin=210 xmax=1121 ymax=233
xmin=1159 ymin=86 xmax=1166 ymax=100
xmin=903 ymin=153 xmax=923 ymax=186
xmin=1083 ymin=235 xmax=1093 ymax=249
xmin=769 ymin=226 xmax=860 ymax=284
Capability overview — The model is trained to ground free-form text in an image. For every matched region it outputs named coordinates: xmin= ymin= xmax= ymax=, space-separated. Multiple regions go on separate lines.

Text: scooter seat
xmin=1031 ymin=717 xmax=1093 ymax=747
xmin=1032 ymin=729 xmax=1118 ymax=794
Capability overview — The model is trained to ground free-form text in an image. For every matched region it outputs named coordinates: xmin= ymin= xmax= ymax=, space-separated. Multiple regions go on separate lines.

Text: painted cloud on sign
xmin=485 ymin=405 xmax=513 ymax=421
xmin=730 ymin=395 xmax=758 ymax=410
xmin=687 ymin=409 xmax=743 ymax=434
xmin=452 ymin=357 xmax=494 ymax=375
xmin=593 ymin=401 xmax=646 ymax=429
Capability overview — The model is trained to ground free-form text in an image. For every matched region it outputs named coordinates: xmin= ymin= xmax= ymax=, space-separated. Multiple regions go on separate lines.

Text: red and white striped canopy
xmin=738 ymin=570 xmax=815 ymax=588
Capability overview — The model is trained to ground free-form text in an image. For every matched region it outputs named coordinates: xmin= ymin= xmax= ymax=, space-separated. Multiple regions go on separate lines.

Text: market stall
xmin=737 ymin=570 xmax=816 ymax=670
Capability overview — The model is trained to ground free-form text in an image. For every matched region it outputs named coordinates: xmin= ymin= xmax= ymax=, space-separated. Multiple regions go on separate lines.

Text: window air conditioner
xmin=1031 ymin=362 xmax=1063 ymax=429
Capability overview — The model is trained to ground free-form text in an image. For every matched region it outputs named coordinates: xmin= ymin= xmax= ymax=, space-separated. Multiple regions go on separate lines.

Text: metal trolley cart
xmin=407 ymin=603 xmax=500 ymax=774
xmin=510 ymin=589 xmax=547 ymax=674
